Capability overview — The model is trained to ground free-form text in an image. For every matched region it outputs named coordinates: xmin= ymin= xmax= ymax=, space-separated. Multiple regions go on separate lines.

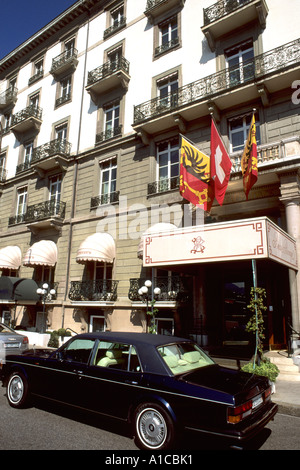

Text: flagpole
xmin=251 ymin=259 xmax=259 ymax=368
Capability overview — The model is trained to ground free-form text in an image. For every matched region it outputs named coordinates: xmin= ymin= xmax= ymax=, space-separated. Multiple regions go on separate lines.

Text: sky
xmin=0 ymin=0 xmax=77 ymax=60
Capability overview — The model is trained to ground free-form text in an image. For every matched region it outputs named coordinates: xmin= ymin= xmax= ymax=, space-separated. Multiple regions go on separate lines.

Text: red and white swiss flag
xmin=210 ymin=118 xmax=232 ymax=206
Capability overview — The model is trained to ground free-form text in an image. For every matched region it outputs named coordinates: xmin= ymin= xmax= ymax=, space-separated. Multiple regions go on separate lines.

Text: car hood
xmin=179 ymin=364 xmax=268 ymax=400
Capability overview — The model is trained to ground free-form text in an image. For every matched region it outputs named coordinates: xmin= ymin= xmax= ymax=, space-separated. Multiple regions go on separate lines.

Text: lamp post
xmin=36 ymin=283 xmax=56 ymax=333
xmin=138 ymin=280 xmax=161 ymax=333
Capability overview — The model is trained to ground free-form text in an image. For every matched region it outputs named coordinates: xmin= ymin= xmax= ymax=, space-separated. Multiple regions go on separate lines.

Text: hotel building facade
xmin=0 ymin=0 xmax=299 ymax=356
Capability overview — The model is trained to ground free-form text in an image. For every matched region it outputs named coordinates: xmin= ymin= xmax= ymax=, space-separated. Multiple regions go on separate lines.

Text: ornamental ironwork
xmin=128 ymin=276 xmax=191 ymax=302
xmin=23 ymin=200 xmax=66 ymax=223
xmin=91 ymin=191 xmax=120 ymax=208
xmin=11 ymin=105 xmax=42 ymax=126
xmin=31 ymin=138 xmax=71 ymax=164
xmin=0 ymin=85 xmax=18 ymax=107
xmin=87 ymin=57 xmax=130 ymax=86
xmin=103 ymin=17 xmax=126 ymax=39
xmin=51 ymin=48 xmax=78 ymax=72
xmin=203 ymin=0 xmax=253 ymax=25
xmin=148 ymin=175 xmax=180 ymax=195
xmin=134 ymin=38 xmax=300 ymax=124
xmin=95 ymin=125 xmax=122 ymax=143
xmin=69 ymin=280 xmax=119 ymax=302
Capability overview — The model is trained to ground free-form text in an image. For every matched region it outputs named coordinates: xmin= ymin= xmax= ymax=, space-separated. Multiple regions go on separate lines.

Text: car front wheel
xmin=7 ymin=371 xmax=30 ymax=409
xmin=134 ymin=402 xmax=175 ymax=450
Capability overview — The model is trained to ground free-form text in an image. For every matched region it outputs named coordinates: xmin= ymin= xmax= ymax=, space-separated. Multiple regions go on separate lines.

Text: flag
xmin=179 ymin=135 xmax=212 ymax=210
xmin=210 ymin=118 xmax=232 ymax=206
xmin=241 ymin=113 xmax=258 ymax=199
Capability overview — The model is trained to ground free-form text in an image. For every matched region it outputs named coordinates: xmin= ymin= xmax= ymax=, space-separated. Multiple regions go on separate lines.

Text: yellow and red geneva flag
xmin=180 ymin=135 xmax=212 ymax=210
xmin=241 ymin=113 xmax=258 ymax=199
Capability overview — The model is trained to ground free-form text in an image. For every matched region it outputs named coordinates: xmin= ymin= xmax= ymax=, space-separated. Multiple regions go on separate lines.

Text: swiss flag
xmin=210 ymin=118 xmax=232 ymax=206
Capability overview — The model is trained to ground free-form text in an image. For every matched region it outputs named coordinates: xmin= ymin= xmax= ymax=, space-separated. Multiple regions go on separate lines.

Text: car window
xmin=157 ymin=342 xmax=214 ymax=375
xmin=59 ymin=338 xmax=95 ymax=364
xmin=94 ymin=341 xmax=141 ymax=372
xmin=0 ymin=324 xmax=14 ymax=334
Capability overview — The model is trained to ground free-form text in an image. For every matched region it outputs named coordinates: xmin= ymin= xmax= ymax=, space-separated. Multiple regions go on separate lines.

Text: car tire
xmin=134 ymin=402 xmax=175 ymax=450
xmin=7 ymin=371 xmax=30 ymax=409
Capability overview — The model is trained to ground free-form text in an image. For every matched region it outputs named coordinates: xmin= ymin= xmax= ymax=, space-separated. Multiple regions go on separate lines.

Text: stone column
xmin=279 ymin=170 xmax=300 ymax=336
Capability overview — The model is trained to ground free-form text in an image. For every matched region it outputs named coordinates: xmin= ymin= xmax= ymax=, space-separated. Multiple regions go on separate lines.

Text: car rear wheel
xmin=134 ymin=402 xmax=175 ymax=450
xmin=7 ymin=371 xmax=30 ymax=408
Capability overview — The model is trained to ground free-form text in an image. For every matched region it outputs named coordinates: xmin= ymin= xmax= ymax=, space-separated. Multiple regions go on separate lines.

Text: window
xmin=16 ymin=186 xmax=27 ymax=220
xmin=0 ymin=152 xmax=6 ymax=179
xmin=3 ymin=113 xmax=12 ymax=132
xmin=156 ymin=17 xmax=179 ymax=55
xmin=157 ymin=74 xmax=178 ymax=109
xmin=24 ymin=141 xmax=34 ymax=165
xmin=29 ymin=59 xmax=43 ymax=84
xmin=104 ymin=4 xmax=126 ymax=38
xmin=94 ymin=262 xmax=113 ymax=281
xmin=59 ymin=338 xmax=96 ymax=364
xmin=56 ymin=76 xmax=72 ymax=107
xmin=90 ymin=315 xmax=106 ymax=332
xmin=49 ymin=175 xmax=62 ymax=217
xmin=157 ymin=343 xmax=214 ymax=375
xmin=94 ymin=341 xmax=141 ymax=372
xmin=225 ymin=41 xmax=254 ymax=86
xmin=30 ymin=93 xmax=40 ymax=109
xmin=65 ymin=38 xmax=75 ymax=58
xmin=157 ymin=137 xmax=180 ymax=192
xmin=55 ymin=123 xmax=68 ymax=141
xmin=104 ymin=101 xmax=121 ymax=139
xmin=100 ymin=158 xmax=117 ymax=204
xmin=229 ymin=113 xmax=260 ymax=152
xmin=107 ymin=46 xmax=122 ymax=71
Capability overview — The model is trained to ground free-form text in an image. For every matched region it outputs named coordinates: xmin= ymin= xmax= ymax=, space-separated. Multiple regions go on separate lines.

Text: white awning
xmin=143 ymin=217 xmax=298 ymax=271
xmin=76 ymin=233 xmax=115 ymax=264
xmin=137 ymin=223 xmax=177 ymax=259
xmin=0 ymin=246 xmax=22 ymax=270
xmin=23 ymin=240 xmax=57 ymax=267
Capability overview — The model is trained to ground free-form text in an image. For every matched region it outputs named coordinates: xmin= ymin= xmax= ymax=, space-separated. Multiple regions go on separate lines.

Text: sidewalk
xmin=272 ymin=379 xmax=300 ymax=417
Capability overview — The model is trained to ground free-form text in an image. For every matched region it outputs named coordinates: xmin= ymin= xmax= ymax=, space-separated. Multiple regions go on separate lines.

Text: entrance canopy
xmin=143 ymin=217 xmax=298 ymax=270
xmin=0 ymin=277 xmax=40 ymax=302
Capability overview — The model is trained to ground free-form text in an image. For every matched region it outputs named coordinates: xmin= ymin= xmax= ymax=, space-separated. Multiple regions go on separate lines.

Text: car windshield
xmin=157 ymin=342 xmax=215 ymax=375
xmin=0 ymin=324 xmax=14 ymax=335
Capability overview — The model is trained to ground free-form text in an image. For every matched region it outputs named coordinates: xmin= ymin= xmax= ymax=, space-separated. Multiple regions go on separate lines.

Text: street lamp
xmin=36 ymin=283 xmax=56 ymax=333
xmin=138 ymin=280 xmax=161 ymax=333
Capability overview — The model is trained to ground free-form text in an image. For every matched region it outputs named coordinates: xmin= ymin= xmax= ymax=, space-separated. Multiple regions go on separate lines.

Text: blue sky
xmin=0 ymin=0 xmax=77 ymax=60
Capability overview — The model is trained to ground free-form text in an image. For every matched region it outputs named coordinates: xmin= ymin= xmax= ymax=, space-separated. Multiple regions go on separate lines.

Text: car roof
xmin=76 ymin=331 xmax=192 ymax=347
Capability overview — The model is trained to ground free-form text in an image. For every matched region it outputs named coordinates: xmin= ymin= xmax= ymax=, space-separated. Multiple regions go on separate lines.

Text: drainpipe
xmin=61 ymin=7 xmax=90 ymax=328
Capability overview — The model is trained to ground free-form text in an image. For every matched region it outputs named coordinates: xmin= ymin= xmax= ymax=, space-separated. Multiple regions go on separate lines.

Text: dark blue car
xmin=0 ymin=331 xmax=277 ymax=450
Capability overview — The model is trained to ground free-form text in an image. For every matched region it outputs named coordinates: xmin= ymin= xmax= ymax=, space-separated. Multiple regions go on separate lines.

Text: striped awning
xmin=0 ymin=246 xmax=22 ymax=270
xmin=23 ymin=240 xmax=57 ymax=267
xmin=76 ymin=233 xmax=115 ymax=264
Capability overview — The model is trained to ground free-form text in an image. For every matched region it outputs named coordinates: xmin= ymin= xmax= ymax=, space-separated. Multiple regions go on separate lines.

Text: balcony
xmin=133 ymin=38 xmax=300 ymax=138
xmin=95 ymin=125 xmax=123 ymax=144
xmin=86 ymin=57 xmax=130 ymax=104
xmin=145 ymin=0 xmax=185 ymax=24
xmin=68 ymin=280 xmax=119 ymax=302
xmin=50 ymin=48 xmax=78 ymax=79
xmin=0 ymin=86 xmax=18 ymax=111
xmin=202 ymin=0 xmax=268 ymax=51
xmin=9 ymin=200 xmax=66 ymax=233
xmin=103 ymin=17 xmax=126 ymax=39
xmin=128 ymin=276 xmax=191 ymax=303
xmin=10 ymin=105 xmax=42 ymax=139
xmin=90 ymin=191 xmax=120 ymax=209
xmin=30 ymin=138 xmax=72 ymax=175
xmin=148 ymin=175 xmax=180 ymax=196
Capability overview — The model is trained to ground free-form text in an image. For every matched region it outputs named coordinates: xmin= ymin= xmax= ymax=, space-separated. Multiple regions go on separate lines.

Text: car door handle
xmin=74 ymin=369 xmax=84 ymax=375
xmin=125 ymin=380 xmax=138 ymax=385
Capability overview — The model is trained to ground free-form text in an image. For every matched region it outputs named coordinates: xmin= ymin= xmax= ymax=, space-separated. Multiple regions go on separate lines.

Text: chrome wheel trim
xmin=8 ymin=375 xmax=24 ymax=404
xmin=136 ymin=407 xmax=167 ymax=449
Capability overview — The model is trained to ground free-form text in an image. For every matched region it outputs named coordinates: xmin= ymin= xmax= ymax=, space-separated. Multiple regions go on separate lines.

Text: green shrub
xmin=242 ymin=358 xmax=279 ymax=382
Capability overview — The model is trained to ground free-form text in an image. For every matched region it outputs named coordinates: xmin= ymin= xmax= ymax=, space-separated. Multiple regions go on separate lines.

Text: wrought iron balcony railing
xmin=95 ymin=125 xmax=122 ymax=143
xmin=31 ymin=138 xmax=72 ymax=164
xmin=155 ymin=37 xmax=179 ymax=56
xmin=91 ymin=191 xmax=120 ymax=208
xmin=51 ymin=48 xmax=78 ymax=73
xmin=69 ymin=280 xmax=119 ymax=302
xmin=87 ymin=57 xmax=130 ymax=87
xmin=28 ymin=70 xmax=43 ymax=85
xmin=134 ymin=38 xmax=300 ymax=125
xmin=103 ymin=17 xmax=126 ymax=39
xmin=0 ymin=85 xmax=18 ymax=108
xmin=16 ymin=159 xmax=31 ymax=174
xmin=128 ymin=276 xmax=191 ymax=302
xmin=8 ymin=200 xmax=66 ymax=226
xmin=11 ymin=105 xmax=42 ymax=127
xmin=148 ymin=175 xmax=180 ymax=196
xmin=0 ymin=168 xmax=7 ymax=183
xmin=203 ymin=0 xmax=253 ymax=25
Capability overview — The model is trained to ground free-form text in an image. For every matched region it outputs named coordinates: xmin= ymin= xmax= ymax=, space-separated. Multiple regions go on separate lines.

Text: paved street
xmin=0 ymin=387 xmax=299 ymax=451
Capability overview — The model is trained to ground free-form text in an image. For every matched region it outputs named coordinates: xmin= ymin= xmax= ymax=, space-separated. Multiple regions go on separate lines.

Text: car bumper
xmin=186 ymin=401 xmax=278 ymax=442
